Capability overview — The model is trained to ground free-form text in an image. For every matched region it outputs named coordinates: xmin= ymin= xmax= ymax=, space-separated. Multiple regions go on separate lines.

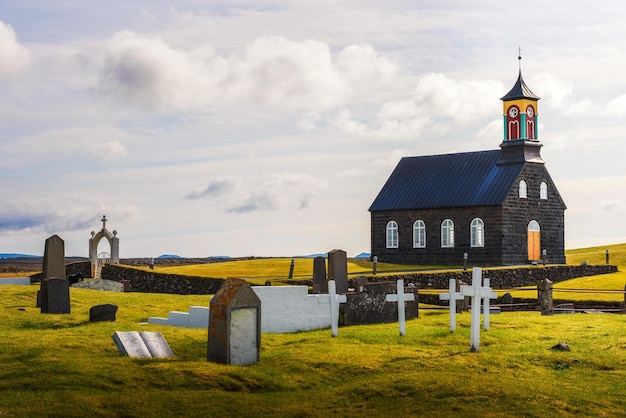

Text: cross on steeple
xmin=101 ymin=215 xmax=107 ymax=230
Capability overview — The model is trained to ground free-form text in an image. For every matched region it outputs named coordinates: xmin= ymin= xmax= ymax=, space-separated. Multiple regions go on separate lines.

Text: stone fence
xmin=101 ymin=264 xmax=224 ymax=295
xmin=363 ymin=264 xmax=618 ymax=289
xmin=31 ymin=262 xmax=617 ymax=296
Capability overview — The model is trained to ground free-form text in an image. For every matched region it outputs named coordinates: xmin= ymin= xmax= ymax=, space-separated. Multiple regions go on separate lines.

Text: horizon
xmin=1 ymin=2 xmax=625 ymax=257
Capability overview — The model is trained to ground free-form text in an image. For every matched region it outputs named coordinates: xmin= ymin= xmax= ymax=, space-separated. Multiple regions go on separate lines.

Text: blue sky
xmin=1 ymin=1 xmax=625 ymax=257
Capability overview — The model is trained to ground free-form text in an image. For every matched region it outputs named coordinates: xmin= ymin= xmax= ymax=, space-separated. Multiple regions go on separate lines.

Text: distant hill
xmin=158 ymin=254 xmax=182 ymax=259
xmin=0 ymin=253 xmax=39 ymax=259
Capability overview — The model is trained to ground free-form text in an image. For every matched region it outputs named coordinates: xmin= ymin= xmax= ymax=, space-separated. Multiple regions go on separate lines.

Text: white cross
xmin=385 ymin=279 xmax=415 ymax=336
xmin=317 ymin=280 xmax=347 ymax=337
xmin=482 ymin=278 xmax=497 ymax=331
xmin=460 ymin=267 xmax=497 ymax=352
xmin=439 ymin=278 xmax=464 ymax=332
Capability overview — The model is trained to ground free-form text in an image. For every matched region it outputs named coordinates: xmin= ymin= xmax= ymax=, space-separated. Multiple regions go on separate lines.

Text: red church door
xmin=527 ymin=220 xmax=541 ymax=261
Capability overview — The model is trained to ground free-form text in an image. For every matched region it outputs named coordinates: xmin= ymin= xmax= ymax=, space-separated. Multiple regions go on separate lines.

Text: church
xmin=369 ymin=61 xmax=566 ymax=266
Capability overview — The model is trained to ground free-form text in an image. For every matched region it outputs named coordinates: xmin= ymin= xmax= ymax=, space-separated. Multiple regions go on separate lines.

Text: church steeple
xmin=500 ymin=51 xmax=540 ymax=142
xmin=497 ymin=51 xmax=544 ymax=165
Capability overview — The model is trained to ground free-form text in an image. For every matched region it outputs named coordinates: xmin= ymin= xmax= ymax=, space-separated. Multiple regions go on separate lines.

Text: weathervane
xmin=518 ymin=46 xmax=522 ymax=70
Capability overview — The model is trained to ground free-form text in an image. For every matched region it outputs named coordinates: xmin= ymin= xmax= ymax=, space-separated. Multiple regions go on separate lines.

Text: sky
xmin=1 ymin=1 xmax=625 ymax=258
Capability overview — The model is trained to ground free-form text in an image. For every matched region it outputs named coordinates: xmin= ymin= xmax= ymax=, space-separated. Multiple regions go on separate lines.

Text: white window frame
xmin=519 ymin=180 xmax=527 ymax=199
xmin=386 ymin=221 xmax=398 ymax=248
xmin=470 ymin=218 xmax=484 ymax=248
xmin=413 ymin=220 xmax=426 ymax=248
xmin=540 ymin=182 xmax=548 ymax=200
xmin=441 ymin=219 xmax=454 ymax=248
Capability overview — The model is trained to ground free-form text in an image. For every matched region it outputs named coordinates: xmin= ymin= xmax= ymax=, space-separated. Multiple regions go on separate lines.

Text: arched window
xmin=386 ymin=221 xmax=398 ymax=248
xmin=441 ymin=219 xmax=454 ymax=248
xmin=413 ymin=220 xmax=426 ymax=248
xmin=540 ymin=182 xmax=548 ymax=200
xmin=470 ymin=218 xmax=484 ymax=247
xmin=519 ymin=180 xmax=527 ymax=199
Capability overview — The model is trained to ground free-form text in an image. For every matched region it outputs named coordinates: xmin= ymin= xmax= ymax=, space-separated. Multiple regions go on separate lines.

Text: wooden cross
xmin=317 ymin=280 xmax=347 ymax=337
xmin=101 ymin=215 xmax=107 ymax=230
xmin=385 ymin=279 xmax=415 ymax=336
xmin=439 ymin=278 xmax=464 ymax=332
xmin=460 ymin=267 xmax=497 ymax=352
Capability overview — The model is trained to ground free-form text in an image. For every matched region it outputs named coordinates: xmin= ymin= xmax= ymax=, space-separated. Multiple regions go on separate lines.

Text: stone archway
xmin=89 ymin=215 xmax=119 ymax=278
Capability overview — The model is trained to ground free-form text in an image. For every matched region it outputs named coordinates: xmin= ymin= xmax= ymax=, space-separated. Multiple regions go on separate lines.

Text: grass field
xmin=1 ymin=283 xmax=625 ymax=417
xmin=1 ymin=244 xmax=625 ymax=416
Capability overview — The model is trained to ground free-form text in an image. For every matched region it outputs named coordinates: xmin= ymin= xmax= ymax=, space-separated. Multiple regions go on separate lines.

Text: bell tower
xmin=498 ymin=50 xmax=544 ymax=165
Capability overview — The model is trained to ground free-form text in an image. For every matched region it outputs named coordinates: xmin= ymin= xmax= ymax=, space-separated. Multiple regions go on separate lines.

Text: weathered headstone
xmin=317 ymin=280 xmax=347 ymax=337
xmin=460 ymin=267 xmax=497 ymax=352
xmin=538 ymin=278 xmax=554 ymax=316
xmin=112 ymin=331 xmax=174 ymax=358
xmin=328 ymin=249 xmax=348 ymax=294
xmin=40 ymin=278 xmax=70 ymax=314
xmin=385 ymin=279 xmax=415 ymax=336
xmin=312 ymin=256 xmax=327 ymax=294
xmin=90 ymin=304 xmax=118 ymax=322
xmin=439 ymin=278 xmax=464 ymax=332
xmin=355 ymin=276 xmax=368 ymax=293
xmin=208 ymin=278 xmax=261 ymax=366
xmin=42 ymin=235 xmax=66 ymax=279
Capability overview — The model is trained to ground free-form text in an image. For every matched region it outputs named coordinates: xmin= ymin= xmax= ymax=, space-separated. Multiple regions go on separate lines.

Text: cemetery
xmin=1 ymin=230 xmax=625 ymax=416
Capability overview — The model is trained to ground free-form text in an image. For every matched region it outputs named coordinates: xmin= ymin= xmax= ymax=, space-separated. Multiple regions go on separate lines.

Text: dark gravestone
xmin=90 ymin=304 xmax=118 ymax=322
xmin=341 ymin=281 xmax=418 ymax=326
xmin=328 ymin=249 xmax=348 ymax=294
xmin=312 ymin=256 xmax=327 ymax=294
xmin=38 ymin=235 xmax=67 ymax=308
xmin=538 ymin=278 xmax=554 ymax=316
xmin=42 ymin=235 xmax=66 ymax=279
xmin=208 ymin=278 xmax=261 ymax=366
xmin=40 ymin=278 xmax=70 ymax=314
xmin=355 ymin=276 xmax=368 ymax=293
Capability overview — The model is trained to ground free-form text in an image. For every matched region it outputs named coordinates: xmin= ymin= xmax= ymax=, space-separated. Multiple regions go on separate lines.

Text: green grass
xmin=1 ymin=284 xmax=626 ymax=417
xmin=146 ymin=257 xmax=447 ymax=285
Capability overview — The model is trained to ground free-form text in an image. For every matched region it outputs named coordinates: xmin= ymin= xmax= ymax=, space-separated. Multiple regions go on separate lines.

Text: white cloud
xmin=604 ymin=94 xmax=626 ymax=116
xmin=0 ymin=20 xmax=30 ymax=76
xmin=0 ymin=126 xmax=133 ymax=168
xmin=96 ymin=33 xmax=405 ymax=115
xmin=334 ymin=73 xmax=503 ymax=140
xmin=530 ymin=73 xmax=593 ymax=115
xmin=186 ymin=172 xmax=326 ymax=214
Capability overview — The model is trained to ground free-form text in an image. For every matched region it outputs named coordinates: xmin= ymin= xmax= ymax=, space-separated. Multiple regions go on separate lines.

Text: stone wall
xmin=101 ymin=264 xmax=224 ymax=295
xmin=364 ymin=264 xmax=618 ymax=289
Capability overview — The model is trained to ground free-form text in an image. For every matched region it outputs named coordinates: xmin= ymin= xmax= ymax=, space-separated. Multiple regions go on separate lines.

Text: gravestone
xmin=460 ymin=267 xmax=497 ymax=352
xmin=385 ymin=279 xmax=415 ymax=336
xmin=439 ymin=279 xmax=464 ymax=332
xmin=312 ymin=256 xmax=327 ymax=294
xmin=341 ymin=281 xmax=418 ymax=326
xmin=328 ymin=249 xmax=348 ymax=294
xmin=538 ymin=278 xmax=554 ymax=316
xmin=317 ymin=280 xmax=347 ymax=337
xmin=355 ymin=276 xmax=367 ymax=293
xmin=112 ymin=331 xmax=174 ymax=358
xmin=208 ymin=278 xmax=261 ymax=366
xmin=40 ymin=278 xmax=70 ymax=314
xmin=38 ymin=235 xmax=68 ymax=310
xmin=90 ymin=304 xmax=118 ymax=322
xmin=42 ymin=235 xmax=66 ymax=279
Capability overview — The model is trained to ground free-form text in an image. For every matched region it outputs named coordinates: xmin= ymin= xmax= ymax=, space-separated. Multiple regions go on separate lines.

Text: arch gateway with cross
xmin=88 ymin=215 xmax=120 ymax=278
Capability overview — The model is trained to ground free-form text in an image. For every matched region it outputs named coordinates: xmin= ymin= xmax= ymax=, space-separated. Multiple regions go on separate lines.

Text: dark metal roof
xmin=500 ymin=70 xmax=540 ymax=101
xmin=369 ymin=150 xmax=525 ymax=211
